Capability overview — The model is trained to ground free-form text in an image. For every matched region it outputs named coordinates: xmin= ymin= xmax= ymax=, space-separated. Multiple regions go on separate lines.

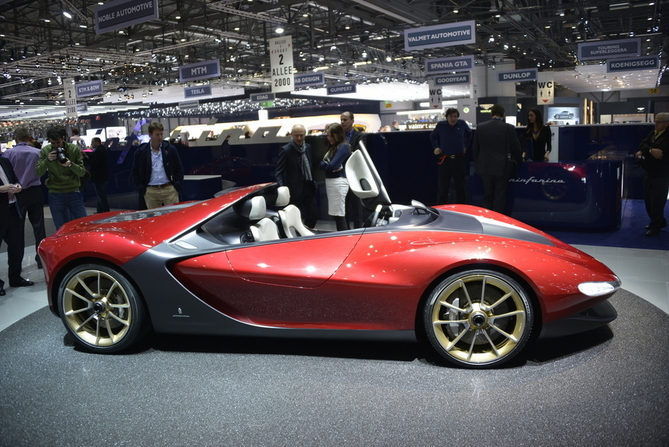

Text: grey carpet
xmin=0 ymin=290 xmax=667 ymax=447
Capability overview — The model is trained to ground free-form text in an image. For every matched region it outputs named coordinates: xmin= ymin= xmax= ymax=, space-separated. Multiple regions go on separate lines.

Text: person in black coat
xmin=275 ymin=124 xmax=318 ymax=227
xmin=0 ymin=157 xmax=33 ymax=294
xmin=472 ymin=104 xmax=522 ymax=214
xmin=130 ymin=122 xmax=184 ymax=209
xmin=522 ymin=108 xmax=552 ymax=162
xmin=85 ymin=137 xmax=110 ymax=213
xmin=636 ymin=112 xmax=669 ymax=237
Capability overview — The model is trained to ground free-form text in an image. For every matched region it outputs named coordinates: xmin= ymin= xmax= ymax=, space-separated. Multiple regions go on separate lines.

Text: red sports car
xmin=38 ymin=146 xmax=620 ymax=368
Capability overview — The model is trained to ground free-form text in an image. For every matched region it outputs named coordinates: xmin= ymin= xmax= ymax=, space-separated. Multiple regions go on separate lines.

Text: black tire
xmin=423 ymin=269 xmax=534 ymax=368
xmin=57 ymin=264 xmax=148 ymax=353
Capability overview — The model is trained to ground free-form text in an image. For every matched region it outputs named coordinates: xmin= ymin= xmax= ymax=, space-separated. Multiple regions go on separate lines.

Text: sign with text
xmin=327 ymin=84 xmax=356 ymax=95
xmin=179 ymin=60 xmax=220 ymax=83
xmin=607 ymin=56 xmax=659 ymax=73
xmin=64 ymin=78 xmax=77 ymax=118
xmin=250 ymin=92 xmax=276 ymax=102
xmin=428 ymin=79 xmax=442 ymax=109
xmin=269 ymin=36 xmax=294 ymax=93
xmin=94 ymin=0 xmax=158 ymax=35
xmin=76 ymin=103 xmax=88 ymax=114
xmin=498 ymin=68 xmax=538 ymax=82
xmin=178 ymin=100 xmax=199 ymax=110
xmin=294 ymin=72 xmax=325 ymax=87
xmin=404 ymin=21 xmax=476 ymax=51
xmin=425 ymin=56 xmax=474 ymax=75
xmin=578 ymin=38 xmax=641 ymax=61
xmin=434 ymin=72 xmax=471 ymax=86
xmin=537 ymin=72 xmax=554 ymax=105
xmin=76 ymin=80 xmax=104 ymax=98
xmin=184 ymin=85 xmax=212 ymax=98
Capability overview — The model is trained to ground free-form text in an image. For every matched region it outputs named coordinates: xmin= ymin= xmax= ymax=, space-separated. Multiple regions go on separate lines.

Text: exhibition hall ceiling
xmin=0 ymin=0 xmax=666 ymax=119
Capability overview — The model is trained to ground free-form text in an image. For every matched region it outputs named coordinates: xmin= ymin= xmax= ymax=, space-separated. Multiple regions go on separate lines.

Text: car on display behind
xmin=554 ymin=110 xmax=575 ymax=120
xmin=39 ymin=144 xmax=620 ymax=368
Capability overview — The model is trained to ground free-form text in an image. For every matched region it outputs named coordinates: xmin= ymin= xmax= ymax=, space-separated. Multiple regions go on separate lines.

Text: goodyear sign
xmin=434 ymin=72 xmax=471 ymax=85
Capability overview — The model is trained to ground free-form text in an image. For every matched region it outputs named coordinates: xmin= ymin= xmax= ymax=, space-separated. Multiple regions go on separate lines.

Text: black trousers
xmin=481 ymin=174 xmax=509 ymax=215
xmin=93 ymin=181 xmax=110 ymax=213
xmin=437 ymin=156 xmax=467 ymax=204
xmin=0 ymin=202 xmax=25 ymax=286
xmin=292 ymin=180 xmax=318 ymax=228
xmin=16 ymin=185 xmax=46 ymax=256
xmin=643 ymin=175 xmax=669 ymax=230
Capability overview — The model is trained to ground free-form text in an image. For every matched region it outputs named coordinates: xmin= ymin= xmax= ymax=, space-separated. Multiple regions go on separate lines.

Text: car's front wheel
xmin=57 ymin=264 xmax=148 ymax=353
xmin=423 ymin=270 xmax=534 ymax=368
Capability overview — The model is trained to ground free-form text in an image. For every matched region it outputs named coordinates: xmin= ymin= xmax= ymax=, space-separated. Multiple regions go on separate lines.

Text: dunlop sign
xmin=94 ymin=0 xmax=158 ymax=35
xmin=179 ymin=60 xmax=221 ymax=83
xmin=425 ymin=56 xmax=474 ymax=75
xmin=434 ymin=72 xmax=471 ymax=85
xmin=76 ymin=80 xmax=103 ymax=98
xmin=607 ymin=56 xmax=659 ymax=73
xmin=404 ymin=21 xmax=476 ymax=51
xmin=578 ymin=38 xmax=641 ymax=61
xmin=498 ymin=68 xmax=538 ymax=82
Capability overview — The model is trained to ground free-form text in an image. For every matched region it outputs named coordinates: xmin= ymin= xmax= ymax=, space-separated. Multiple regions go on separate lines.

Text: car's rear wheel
xmin=423 ymin=269 xmax=534 ymax=368
xmin=58 ymin=264 xmax=147 ymax=353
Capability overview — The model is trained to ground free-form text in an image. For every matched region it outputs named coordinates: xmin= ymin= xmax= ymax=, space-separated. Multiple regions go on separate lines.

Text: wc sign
xmin=537 ymin=72 xmax=554 ymax=105
xmin=428 ymin=79 xmax=442 ymax=109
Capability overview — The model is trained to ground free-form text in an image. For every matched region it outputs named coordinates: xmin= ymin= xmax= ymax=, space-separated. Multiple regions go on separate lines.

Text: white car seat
xmin=250 ymin=217 xmax=281 ymax=242
xmin=278 ymin=204 xmax=314 ymax=238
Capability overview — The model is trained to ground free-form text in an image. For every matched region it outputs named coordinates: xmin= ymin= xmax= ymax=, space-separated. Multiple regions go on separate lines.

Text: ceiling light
xmin=63 ymin=11 xmax=72 ymax=19
xmin=275 ymin=26 xmax=284 ymax=34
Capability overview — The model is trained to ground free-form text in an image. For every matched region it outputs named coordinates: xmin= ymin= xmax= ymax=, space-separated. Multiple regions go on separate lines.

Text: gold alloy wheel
xmin=424 ymin=270 xmax=533 ymax=368
xmin=59 ymin=265 xmax=145 ymax=353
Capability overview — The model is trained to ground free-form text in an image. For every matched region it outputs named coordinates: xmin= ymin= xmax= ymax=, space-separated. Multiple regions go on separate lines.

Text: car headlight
xmin=578 ymin=279 xmax=621 ymax=297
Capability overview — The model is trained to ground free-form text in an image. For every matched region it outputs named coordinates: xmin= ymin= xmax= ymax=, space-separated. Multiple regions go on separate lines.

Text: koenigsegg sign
xmin=94 ymin=0 xmax=158 ymax=35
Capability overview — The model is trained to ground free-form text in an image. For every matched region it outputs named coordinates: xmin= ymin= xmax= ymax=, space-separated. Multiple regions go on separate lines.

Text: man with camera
xmin=36 ymin=126 xmax=87 ymax=229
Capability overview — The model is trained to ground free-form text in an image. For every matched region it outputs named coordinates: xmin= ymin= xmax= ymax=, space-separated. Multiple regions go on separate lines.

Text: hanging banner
xmin=94 ymin=0 xmax=159 ymax=35
xmin=269 ymin=35 xmax=294 ymax=93
xmin=425 ymin=56 xmax=474 ymax=75
xmin=498 ymin=68 xmax=538 ymax=82
xmin=578 ymin=38 xmax=641 ymax=61
xmin=184 ymin=85 xmax=212 ymax=98
xmin=64 ymin=78 xmax=77 ymax=118
xmin=607 ymin=56 xmax=659 ymax=73
xmin=428 ymin=79 xmax=442 ymax=109
xmin=404 ymin=21 xmax=476 ymax=51
xmin=434 ymin=72 xmax=471 ymax=86
xmin=537 ymin=72 xmax=554 ymax=105
xmin=76 ymin=80 xmax=104 ymax=98
xmin=179 ymin=60 xmax=221 ymax=83
xmin=250 ymin=93 xmax=276 ymax=102
xmin=294 ymin=72 xmax=325 ymax=87
xmin=178 ymin=100 xmax=199 ymax=110
xmin=327 ymin=84 xmax=356 ymax=95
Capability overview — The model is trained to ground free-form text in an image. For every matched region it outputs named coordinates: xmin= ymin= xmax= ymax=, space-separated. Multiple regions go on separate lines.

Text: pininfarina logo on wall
xmin=404 ymin=21 xmax=476 ymax=51
xmin=76 ymin=80 xmax=104 ymax=98
xmin=94 ymin=0 xmax=158 ymax=35
xmin=178 ymin=60 xmax=221 ymax=83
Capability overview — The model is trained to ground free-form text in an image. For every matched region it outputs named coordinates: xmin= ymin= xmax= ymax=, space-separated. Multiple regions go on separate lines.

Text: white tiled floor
xmin=1 ymin=241 xmax=667 ymax=333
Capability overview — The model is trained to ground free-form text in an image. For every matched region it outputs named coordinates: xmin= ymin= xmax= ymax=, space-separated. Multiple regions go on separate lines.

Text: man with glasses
xmin=636 ymin=113 xmax=669 ymax=237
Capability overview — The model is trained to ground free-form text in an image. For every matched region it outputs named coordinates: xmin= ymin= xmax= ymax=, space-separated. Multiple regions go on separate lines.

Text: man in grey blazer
xmin=472 ymin=104 xmax=522 ymax=214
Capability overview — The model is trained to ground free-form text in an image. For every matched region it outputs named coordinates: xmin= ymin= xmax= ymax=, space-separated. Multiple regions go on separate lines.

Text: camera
xmin=55 ymin=147 xmax=68 ymax=164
